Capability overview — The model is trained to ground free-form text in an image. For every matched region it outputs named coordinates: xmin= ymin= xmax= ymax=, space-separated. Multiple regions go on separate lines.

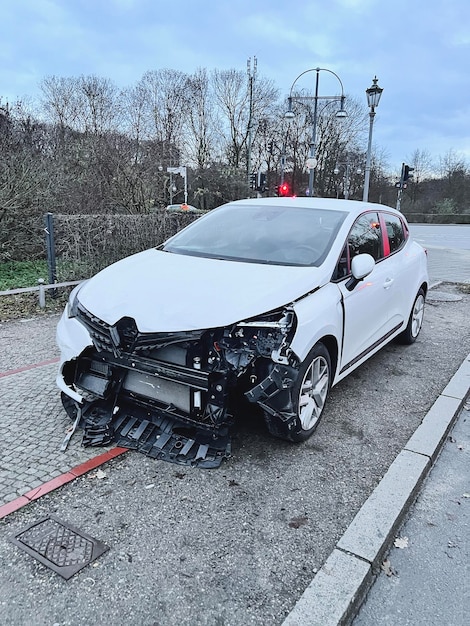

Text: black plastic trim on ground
xmin=113 ymin=408 xmax=232 ymax=469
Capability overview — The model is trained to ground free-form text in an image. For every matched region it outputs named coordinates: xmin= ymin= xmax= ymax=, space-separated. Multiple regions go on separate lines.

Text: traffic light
xmin=249 ymin=172 xmax=257 ymax=189
xmin=403 ymin=165 xmax=414 ymax=182
xmin=279 ymin=182 xmax=290 ymax=196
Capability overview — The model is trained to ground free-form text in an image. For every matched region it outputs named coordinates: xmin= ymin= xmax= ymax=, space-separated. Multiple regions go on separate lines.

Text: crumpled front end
xmin=58 ymin=298 xmax=299 ymax=467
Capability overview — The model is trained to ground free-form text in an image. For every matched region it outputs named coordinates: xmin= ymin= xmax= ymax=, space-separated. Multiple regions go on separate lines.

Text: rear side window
xmin=383 ymin=213 xmax=407 ymax=253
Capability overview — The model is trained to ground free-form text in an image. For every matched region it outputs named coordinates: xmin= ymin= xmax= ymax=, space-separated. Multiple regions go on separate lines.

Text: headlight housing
xmin=67 ymin=281 xmax=88 ymax=319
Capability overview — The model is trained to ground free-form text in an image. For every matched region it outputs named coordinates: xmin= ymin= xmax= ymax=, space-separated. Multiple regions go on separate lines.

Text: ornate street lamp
xmin=362 ymin=76 xmax=383 ymax=202
xmin=284 ymin=67 xmax=347 ymax=197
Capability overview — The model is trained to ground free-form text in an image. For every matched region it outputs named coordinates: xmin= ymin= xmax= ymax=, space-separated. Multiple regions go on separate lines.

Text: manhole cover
xmin=10 ymin=515 xmax=109 ymax=579
xmin=427 ymin=291 xmax=463 ymax=302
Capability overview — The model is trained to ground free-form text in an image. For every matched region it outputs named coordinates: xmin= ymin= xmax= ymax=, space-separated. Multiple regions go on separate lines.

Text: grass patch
xmin=0 ymin=260 xmax=49 ymax=290
xmin=0 ymin=260 xmax=74 ymax=320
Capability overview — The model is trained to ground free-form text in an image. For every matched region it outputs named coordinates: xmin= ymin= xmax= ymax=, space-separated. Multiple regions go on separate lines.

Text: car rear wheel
xmin=398 ymin=288 xmax=425 ymax=344
xmin=264 ymin=342 xmax=331 ymax=442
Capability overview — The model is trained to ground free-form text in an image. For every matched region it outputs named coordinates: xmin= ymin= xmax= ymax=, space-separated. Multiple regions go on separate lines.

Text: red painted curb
xmin=0 ymin=357 xmax=60 ymax=378
xmin=0 ymin=447 xmax=128 ymax=521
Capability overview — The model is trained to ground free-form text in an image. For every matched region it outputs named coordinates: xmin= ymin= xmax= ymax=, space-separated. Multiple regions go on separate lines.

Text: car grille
xmin=76 ymin=303 xmax=204 ymax=357
xmin=76 ymin=305 xmax=118 ymax=353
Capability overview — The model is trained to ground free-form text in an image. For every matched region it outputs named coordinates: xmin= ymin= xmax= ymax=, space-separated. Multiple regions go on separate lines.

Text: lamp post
xmin=334 ymin=160 xmax=362 ymax=200
xmin=285 ymin=67 xmax=347 ymax=197
xmin=362 ymin=76 xmax=383 ymax=202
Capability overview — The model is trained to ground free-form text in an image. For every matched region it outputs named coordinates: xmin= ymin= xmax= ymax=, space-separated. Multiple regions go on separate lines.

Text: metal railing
xmin=0 ymin=280 xmax=81 ymax=308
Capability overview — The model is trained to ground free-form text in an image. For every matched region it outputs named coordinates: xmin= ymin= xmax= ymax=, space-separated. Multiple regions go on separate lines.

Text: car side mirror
xmin=345 ymin=253 xmax=375 ymax=291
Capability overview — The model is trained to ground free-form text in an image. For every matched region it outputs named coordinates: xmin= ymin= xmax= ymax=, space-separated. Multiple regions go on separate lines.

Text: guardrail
xmin=0 ymin=280 xmax=82 ymax=308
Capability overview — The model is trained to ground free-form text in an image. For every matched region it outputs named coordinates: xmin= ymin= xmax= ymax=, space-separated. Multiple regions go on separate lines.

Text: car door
xmin=335 ymin=211 xmax=398 ymax=374
xmin=380 ymin=211 xmax=411 ymax=330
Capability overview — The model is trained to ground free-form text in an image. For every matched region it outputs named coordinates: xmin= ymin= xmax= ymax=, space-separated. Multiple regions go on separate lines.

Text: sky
xmin=1 ymin=0 xmax=469 ymax=173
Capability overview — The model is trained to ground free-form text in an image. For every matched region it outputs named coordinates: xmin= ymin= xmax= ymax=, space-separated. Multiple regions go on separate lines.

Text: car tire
xmin=398 ymin=288 xmax=425 ymax=345
xmin=264 ymin=342 xmax=331 ymax=442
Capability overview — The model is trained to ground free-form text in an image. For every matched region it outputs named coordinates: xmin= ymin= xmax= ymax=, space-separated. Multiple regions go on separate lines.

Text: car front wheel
xmin=264 ymin=342 xmax=331 ymax=442
xmin=398 ymin=288 xmax=425 ymax=344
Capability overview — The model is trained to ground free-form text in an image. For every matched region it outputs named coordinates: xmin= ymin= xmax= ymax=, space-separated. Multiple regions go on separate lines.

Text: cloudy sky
xmin=1 ymin=0 xmax=468 ymax=172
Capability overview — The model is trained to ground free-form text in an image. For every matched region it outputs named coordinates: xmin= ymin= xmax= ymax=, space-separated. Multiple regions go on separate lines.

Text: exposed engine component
xmin=60 ymin=304 xmax=299 ymax=467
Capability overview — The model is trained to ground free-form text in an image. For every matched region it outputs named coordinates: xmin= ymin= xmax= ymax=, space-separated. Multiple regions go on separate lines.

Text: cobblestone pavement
xmin=0 ymin=313 xmax=121 ymax=507
xmin=0 ymin=361 xmax=119 ymax=506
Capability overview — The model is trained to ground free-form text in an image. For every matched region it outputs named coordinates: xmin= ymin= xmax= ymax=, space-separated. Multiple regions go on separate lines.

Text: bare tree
xmin=212 ymin=68 xmax=279 ymax=169
xmin=138 ymin=69 xmax=188 ymax=165
xmin=185 ymin=68 xmax=217 ymax=169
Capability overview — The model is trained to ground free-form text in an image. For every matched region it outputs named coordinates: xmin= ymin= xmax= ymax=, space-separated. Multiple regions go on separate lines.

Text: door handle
xmin=383 ymin=278 xmax=394 ymax=289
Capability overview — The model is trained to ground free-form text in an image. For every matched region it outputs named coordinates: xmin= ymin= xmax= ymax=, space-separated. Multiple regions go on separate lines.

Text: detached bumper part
xmin=62 ymin=394 xmax=231 ymax=469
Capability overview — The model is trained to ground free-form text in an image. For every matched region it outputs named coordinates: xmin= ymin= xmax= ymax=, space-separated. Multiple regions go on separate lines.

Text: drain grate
xmin=10 ymin=515 xmax=109 ymax=580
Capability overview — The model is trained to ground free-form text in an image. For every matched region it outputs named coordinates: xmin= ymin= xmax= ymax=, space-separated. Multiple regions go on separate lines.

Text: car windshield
xmin=162 ymin=203 xmax=348 ymax=266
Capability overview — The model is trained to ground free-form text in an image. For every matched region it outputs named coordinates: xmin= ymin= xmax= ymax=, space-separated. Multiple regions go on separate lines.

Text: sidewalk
xmin=353 ymin=401 xmax=470 ymax=625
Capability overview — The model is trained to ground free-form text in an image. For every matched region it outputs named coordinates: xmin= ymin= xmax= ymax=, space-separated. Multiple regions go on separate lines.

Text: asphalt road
xmin=0 ymin=281 xmax=469 ymax=625
xmin=410 ymin=224 xmax=470 ymax=251
xmin=408 ymin=224 xmax=470 ymax=285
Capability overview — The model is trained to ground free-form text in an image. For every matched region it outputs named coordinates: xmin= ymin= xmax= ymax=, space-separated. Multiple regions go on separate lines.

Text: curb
xmin=282 ymin=351 xmax=470 ymax=626
xmin=0 ymin=447 xmax=128 ymax=520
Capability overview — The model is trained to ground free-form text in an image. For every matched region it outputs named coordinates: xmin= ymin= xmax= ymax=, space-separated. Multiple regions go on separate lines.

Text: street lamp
xmin=334 ymin=160 xmax=362 ymax=200
xmin=362 ymin=76 xmax=383 ymax=202
xmin=284 ymin=67 xmax=347 ymax=197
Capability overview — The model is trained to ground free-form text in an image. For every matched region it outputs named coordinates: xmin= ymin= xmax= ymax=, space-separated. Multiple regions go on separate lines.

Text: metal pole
xmin=362 ymin=110 xmax=375 ymax=202
xmin=44 ymin=212 xmax=57 ymax=297
xmin=308 ymin=69 xmax=320 ymax=197
xmin=183 ymin=166 xmax=188 ymax=204
xmin=344 ymin=162 xmax=350 ymax=200
xmin=247 ymin=57 xmax=256 ymax=191
xmin=396 ymin=162 xmax=405 ymax=211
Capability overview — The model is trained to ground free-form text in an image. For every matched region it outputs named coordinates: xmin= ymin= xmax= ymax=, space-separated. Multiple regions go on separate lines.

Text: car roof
xmin=228 ymin=197 xmax=403 ymax=218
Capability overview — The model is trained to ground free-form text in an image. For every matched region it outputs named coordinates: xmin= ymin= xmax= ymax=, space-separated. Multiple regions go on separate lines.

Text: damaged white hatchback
xmin=56 ymin=197 xmax=428 ymax=467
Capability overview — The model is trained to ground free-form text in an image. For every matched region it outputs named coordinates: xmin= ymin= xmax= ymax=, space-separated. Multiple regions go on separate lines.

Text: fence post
xmin=45 ymin=212 xmax=57 ymax=298
xmin=38 ymin=278 xmax=46 ymax=308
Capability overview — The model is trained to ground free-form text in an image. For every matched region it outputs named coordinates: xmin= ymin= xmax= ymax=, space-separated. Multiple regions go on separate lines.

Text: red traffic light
xmin=279 ymin=183 xmax=290 ymax=196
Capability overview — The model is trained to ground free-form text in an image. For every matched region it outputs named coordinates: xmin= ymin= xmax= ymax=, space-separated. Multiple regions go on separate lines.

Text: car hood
xmin=77 ymin=249 xmax=327 ymax=332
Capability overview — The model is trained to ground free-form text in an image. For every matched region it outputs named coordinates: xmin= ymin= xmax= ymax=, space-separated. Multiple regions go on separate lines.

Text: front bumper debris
xmin=62 ymin=394 xmax=231 ymax=469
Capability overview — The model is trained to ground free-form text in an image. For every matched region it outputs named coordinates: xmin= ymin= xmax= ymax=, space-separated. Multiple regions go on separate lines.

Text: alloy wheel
xmin=411 ymin=293 xmax=425 ymax=337
xmin=298 ymin=355 xmax=329 ymax=431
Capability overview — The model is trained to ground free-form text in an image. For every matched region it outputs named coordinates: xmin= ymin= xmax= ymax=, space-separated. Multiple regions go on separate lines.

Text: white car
xmin=56 ymin=198 xmax=428 ymax=467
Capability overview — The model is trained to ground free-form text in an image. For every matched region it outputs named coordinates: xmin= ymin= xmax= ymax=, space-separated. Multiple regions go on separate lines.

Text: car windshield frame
xmin=162 ymin=203 xmax=348 ymax=267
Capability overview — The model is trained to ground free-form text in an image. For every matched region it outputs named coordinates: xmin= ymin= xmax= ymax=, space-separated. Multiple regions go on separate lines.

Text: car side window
xmin=348 ymin=212 xmax=383 ymax=261
xmin=384 ymin=213 xmax=406 ymax=253
xmin=333 ymin=212 xmax=382 ymax=281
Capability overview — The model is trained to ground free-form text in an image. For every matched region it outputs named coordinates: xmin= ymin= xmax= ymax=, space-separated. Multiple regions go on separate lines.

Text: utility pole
xmin=246 ymin=56 xmax=257 ymax=191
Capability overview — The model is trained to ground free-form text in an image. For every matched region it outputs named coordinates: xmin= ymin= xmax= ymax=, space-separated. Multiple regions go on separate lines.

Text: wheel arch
xmin=317 ymin=334 xmax=339 ymax=383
